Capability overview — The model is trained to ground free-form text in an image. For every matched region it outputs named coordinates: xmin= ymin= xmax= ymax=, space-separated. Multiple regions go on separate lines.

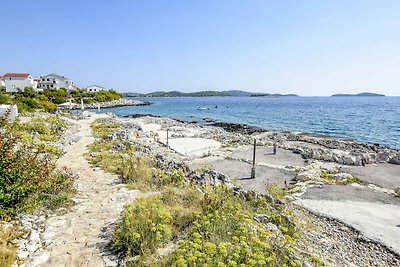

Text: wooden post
xmin=250 ymin=139 xmax=256 ymax=179
xmin=166 ymin=129 xmax=169 ymax=149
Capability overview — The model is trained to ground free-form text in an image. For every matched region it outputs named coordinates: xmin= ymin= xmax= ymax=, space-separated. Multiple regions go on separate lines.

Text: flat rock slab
xmin=300 ymin=185 xmax=400 ymax=205
xmin=230 ymin=146 xmax=307 ymax=167
xmin=140 ymin=123 xmax=161 ymax=132
xmin=296 ymin=199 xmax=400 ymax=255
xmin=188 ymin=159 xmax=296 ymax=193
xmin=167 ymin=138 xmax=221 ymax=157
xmin=340 ymin=163 xmax=400 ymax=189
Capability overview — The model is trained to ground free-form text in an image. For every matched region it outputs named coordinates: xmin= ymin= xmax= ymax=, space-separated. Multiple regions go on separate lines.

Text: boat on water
xmin=197 ymin=107 xmax=209 ymax=110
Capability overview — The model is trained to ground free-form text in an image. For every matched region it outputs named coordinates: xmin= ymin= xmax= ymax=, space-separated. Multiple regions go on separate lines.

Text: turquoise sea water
xmin=96 ymin=96 xmax=400 ymax=149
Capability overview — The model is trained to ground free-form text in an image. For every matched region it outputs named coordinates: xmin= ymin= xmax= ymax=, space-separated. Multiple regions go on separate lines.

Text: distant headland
xmin=331 ymin=92 xmax=385 ymax=97
xmin=123 ymin=90 xmax=299 ymax=97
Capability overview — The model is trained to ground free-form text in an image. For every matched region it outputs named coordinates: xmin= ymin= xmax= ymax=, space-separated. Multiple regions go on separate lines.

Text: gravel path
xmin=294 ymin=206 xmax=400 ymax=267
xmin=23 ymin=116 xmax=138 ymax=267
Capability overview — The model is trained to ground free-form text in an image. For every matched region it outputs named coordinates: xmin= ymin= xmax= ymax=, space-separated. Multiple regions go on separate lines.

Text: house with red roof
xmin=3 ymin=73 xmax=38 ymax=92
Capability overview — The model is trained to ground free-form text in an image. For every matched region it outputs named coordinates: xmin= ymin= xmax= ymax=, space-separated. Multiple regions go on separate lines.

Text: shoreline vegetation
xmin=0 ymin=87 xmax=150 ymax=114
xmin=0 ymin=115 xmax=76 ymax=265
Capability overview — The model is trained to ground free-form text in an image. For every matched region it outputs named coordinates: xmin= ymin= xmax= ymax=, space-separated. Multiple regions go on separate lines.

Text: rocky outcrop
xmin=83 ymin=99 xmax=152 ymax=109
xmin=389 ymin=153 xmax=400 ymax=164
xmin=209 ymin=121 xmax=266 ymax=135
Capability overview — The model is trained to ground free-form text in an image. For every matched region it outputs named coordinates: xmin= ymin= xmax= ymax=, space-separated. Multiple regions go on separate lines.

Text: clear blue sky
xmin=1 ymin=0 xmax=399 ymax=96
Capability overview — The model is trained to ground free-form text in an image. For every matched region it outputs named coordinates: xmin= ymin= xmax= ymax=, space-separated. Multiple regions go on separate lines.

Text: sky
xmin=1 ymin=0 xmax=399 ymax=96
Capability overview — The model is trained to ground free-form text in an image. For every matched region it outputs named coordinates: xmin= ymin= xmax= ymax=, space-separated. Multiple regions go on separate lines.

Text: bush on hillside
xmin=95 ymin=89 xmax=122 ymax=102
xmin=0 ymin=87 xmax=122 ymax=113
xmin=0 ymin=118 xmax=75 ymax=219
xmin=112 ymin=186 xmax=299 ymax=267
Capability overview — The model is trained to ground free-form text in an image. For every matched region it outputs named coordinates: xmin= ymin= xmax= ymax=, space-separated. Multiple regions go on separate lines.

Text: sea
xmin=95 ymin=96 xmax=400 ymax=149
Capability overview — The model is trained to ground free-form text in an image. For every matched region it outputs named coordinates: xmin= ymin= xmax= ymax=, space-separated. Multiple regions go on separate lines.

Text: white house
xmin=4 ymin=73 xmax=38 ymax=92
xmin=0 ymin=76 xmax=5 ymax=87
xmin=85 ymin=85 xmax=107 ymax=93
xmin=37 ymin=73 xmax=76 ymax=91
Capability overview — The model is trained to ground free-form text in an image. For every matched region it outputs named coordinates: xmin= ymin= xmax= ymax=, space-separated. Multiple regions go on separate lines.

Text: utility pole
xmin=250 ymin=139 xmax=256 ymax=179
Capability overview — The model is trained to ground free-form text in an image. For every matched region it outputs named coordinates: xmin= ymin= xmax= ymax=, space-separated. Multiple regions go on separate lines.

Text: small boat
xmin=197 ymin=107 xmax=209 ymax=110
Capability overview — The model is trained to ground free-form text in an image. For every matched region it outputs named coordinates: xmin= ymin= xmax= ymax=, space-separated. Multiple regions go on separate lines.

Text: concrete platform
xmin=229 ymin=146 xmax=307 ymax=167
xmin=300 ymin=185 xmax=400 ymax=205
xmin=167 ymin=138 xmax=221 ymax=157
xmin=188 ymin=159 xmax=296 ymax=193
xmin=340 ymin=163 xmax=400 ymax=189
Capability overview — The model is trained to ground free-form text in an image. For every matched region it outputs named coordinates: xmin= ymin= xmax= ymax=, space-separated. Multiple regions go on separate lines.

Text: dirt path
xmin=24 ymin=116 xmax=138 ymax=267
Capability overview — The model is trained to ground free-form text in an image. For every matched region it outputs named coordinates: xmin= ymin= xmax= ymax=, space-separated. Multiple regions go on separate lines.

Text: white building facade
xmin=4 ymin=73 xmax=38 ymax=92
xmin=37 ymin=73 xmax=76 ymax=91
xmin=0 ymin=76 xmax=5 ymax=87
xmin=85 ymin=85 xmax=107 ymax=92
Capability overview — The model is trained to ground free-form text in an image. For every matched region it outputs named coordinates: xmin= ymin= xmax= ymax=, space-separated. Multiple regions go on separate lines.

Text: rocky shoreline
xmin=210 ymin=122 xmax=400 ymax=166
xmin=122 ymin=113 xmax=400 ymax=166
xmin=83 ymin=99 xmax=152 ymax=109
xmin=110 ymin=114 xmax=400 ymax=265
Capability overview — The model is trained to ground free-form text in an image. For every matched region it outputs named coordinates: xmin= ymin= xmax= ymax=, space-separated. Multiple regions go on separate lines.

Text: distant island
xmin=331 ymin=92 xmax=385 ymax=97
xmin=123 ymin=90 xmax=299 ymax=98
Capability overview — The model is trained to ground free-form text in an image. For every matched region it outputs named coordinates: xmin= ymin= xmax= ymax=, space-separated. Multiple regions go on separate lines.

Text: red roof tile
xmin=4 ymin=73 xmax=30 ymax=78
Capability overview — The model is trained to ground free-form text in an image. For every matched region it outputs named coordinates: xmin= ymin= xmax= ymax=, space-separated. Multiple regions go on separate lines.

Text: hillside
xmin=123 ymin=90 xmax=298 ymax=97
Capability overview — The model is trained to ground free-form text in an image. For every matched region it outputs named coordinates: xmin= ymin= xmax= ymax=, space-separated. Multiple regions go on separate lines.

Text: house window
xmin=47 ymin=79 xmax=49 ymax=81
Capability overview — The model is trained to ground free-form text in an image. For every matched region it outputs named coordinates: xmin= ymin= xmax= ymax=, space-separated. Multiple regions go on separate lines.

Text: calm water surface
xmin=96 ymin=96 xmax=400 ymax=149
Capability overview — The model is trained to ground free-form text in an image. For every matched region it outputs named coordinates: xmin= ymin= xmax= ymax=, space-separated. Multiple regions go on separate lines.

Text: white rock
xmin=27 ymin=252 xmax=50 ymax=267
xmin=17 ymin=250 xmax=30 ymax=260
xmin=332 ymin=173 xmax=353 ymax=181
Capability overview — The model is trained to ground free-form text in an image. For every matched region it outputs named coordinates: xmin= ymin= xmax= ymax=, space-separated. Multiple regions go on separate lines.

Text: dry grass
xmin=121 ymin=155 xmax=154 ymax=191
xmin=0 ymin=223 xmax=23 ymax=267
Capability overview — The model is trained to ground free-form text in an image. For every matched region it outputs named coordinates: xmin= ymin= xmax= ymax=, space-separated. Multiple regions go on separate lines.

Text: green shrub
xmin=266 ymin=184 xmax=286 ymax=201
xmin=113 ymin=196 xmax=173 ymax=259
xmin=394 ymin=188 xmax=400 ymax=198
xmin=0 ymin=118 xmax=74 ymax=219
xmin=18 ymin=116 xmax=68 ymax=142
xmin=113 ymin=185 xmax=298 ymax=267
xmin=91 ymin=119 xmax=121 ymax=138
xmin=95 ymin=90 xmax=122 ymax=102
xmin=0 ymin=87 xmax=121 ymax=114
xmin=0 ymin=92 xmax=12 ymax=105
